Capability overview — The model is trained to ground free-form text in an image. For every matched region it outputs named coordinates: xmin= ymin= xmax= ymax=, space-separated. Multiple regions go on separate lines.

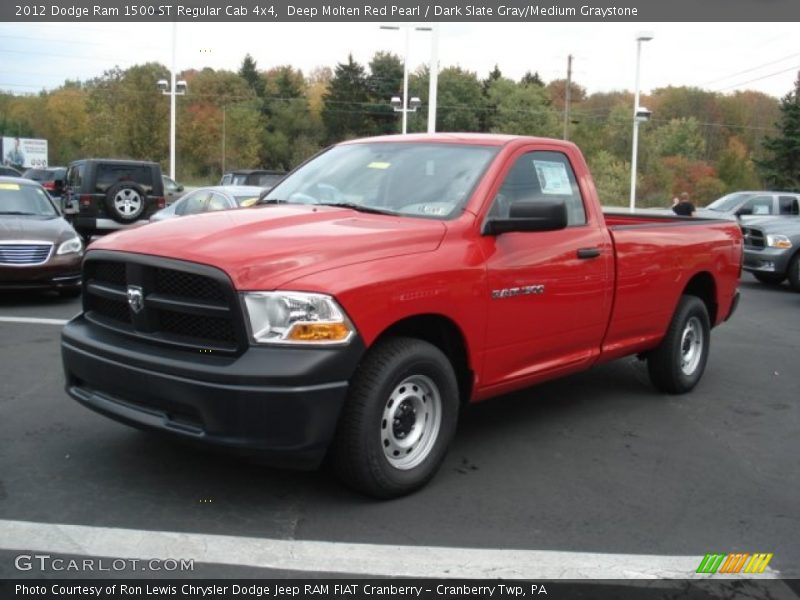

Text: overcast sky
xmin=1 ymin=22 xmax=799 ymax=98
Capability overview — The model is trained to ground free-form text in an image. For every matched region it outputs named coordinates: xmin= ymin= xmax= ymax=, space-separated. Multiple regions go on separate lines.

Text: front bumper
xmin=0 ymin=254 xmax=82 ymax=290
xmin=62 ymin=315 xmax=364 ymax=469
xmin=743 ymin=247 xmax=792 ymax=275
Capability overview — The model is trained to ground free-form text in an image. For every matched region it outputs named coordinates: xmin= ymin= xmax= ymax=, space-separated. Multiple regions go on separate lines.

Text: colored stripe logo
xmin=696 ymin=553 xmax=773 ymax=574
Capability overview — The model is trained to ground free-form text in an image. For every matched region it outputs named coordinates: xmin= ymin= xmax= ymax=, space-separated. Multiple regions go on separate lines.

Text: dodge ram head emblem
xmin=126 ymin=285 xmax=144 ymax=314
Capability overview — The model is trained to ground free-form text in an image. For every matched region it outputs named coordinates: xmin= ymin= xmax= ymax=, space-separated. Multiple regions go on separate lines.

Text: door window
xmin=206 ymin=193 xmax=231 ymax=212
xmin=741 ymin=195 xmax=773 ymax=215
xmin=778 ymin=195 xmax=799 ymax=215
xmin=488 ymin=150 xmax=586 ymax=225
xmin=175 ymin=191 xmax=210 ymax=216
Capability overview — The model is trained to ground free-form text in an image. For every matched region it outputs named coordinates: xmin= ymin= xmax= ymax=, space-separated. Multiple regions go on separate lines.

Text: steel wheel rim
xmin=680 ymin=316 xmax=704 ymax=376
xmin=381 ymin=374 xmax=442 ymax=470
xmin=114 ymin=189 xmax=142 ymax=216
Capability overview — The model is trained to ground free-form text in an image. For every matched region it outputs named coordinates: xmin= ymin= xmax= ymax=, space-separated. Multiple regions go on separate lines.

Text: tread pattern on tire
xmin=332 ymin=336 xmax=458 ymax=499
xmin=647 ymin=295 xmax=710 ymax=395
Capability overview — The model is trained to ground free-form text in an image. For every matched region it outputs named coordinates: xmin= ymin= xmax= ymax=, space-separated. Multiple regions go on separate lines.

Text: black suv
xmin=64 ymin=159 xmax=165 ymax=239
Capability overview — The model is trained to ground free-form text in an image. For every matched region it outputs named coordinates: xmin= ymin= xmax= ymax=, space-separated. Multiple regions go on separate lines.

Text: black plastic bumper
xmin=62 ymin=315 xmax=365 ymax=469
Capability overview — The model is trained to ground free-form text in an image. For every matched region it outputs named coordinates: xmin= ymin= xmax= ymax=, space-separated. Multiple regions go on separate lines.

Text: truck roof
xmin=341 ymin=132 xmax=576 ymax=148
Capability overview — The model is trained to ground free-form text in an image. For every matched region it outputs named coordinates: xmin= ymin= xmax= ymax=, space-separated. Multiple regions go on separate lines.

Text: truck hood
xmin=89 ymin=204 xmax=447 ymax=289
xmin=742 ymin=215 xmax=800 ymax=234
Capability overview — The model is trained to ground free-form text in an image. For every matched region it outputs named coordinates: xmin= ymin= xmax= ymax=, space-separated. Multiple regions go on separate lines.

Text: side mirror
xmin=735 ymin=207 xmax=753 ymax=218
xmin=176 ymin=185 xmax=184 ymax=192
xmin=483 ymin=198 xmax=568 ymax=235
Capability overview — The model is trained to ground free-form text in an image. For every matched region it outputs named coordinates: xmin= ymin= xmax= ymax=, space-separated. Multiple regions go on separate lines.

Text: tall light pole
xmin=629 ymin=31 xmax=653 ymax=212
xmin=427 ymin=24 xmax=439 ymax=133
xmin=157 ymin=23 xmax=186 ymax=181
xmin=380 ymin=24 xmax=432 ymax=134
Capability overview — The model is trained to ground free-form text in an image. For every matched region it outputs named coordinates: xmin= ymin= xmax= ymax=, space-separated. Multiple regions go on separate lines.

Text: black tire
xmin=787 ymin=254 xmax=800 ymax=292
xmin=58 ymin=288 xmax=81 ymax=299
xmin=332 ymin=337 xmax=459 ymax=499
xmin=647 ymin=295 xmax=711 ymax=394
xmin=105 ymin=183 xmax=146 ymax=223
xmin=752 ymin=272 xmax=786 ymax=286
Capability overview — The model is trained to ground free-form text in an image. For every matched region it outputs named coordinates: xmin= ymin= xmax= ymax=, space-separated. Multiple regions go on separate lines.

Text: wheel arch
xmin=682 ymin=271 xmax=718 ymax=325
xmin=372 ymin=313 xmax=474 ymax=405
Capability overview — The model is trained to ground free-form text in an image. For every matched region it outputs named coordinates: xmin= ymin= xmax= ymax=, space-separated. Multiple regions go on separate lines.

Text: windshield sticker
xmin=0 ymin=183 xmax=21 ymax=191
xmin=367 ymin=161 xmax=391 ymax=170
xmin=532 ymin=160 xmax=572 ymax=195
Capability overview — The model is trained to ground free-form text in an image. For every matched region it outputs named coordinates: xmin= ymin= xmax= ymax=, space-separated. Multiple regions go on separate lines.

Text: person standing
xmin=672 ymin=191 xmax=695 ymax=216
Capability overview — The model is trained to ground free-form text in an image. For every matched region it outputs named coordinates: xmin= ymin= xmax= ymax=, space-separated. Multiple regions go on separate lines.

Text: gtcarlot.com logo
xmin=697 ymin=553 xmax=773 ymax=574
xmin=15 ymin=554 xmax=194 ymax=572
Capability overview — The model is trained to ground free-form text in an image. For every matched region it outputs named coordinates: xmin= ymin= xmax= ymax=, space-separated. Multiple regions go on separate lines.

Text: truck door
xmin=480 ymin=147 xmax=613 ymax=390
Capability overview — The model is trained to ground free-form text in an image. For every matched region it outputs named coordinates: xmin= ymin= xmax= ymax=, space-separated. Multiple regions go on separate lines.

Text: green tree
xmin=238 ymin=54 xmax=265 ymax=99
xmin=587 ymin=150 xmax=630 ymax=206
xmin=520 ymin=71 xmax=545 ymax=87
xmin=652 ymin=117 xmax=706 ymax=160
xmin=485 ymin=77 xmax=559 ymax=137
xmin=322 ymin=55 xmax=372 ymax=143
xmin=757 ymin=74 xmax=800 ymax=191
xmin=435 ymin=67 xmax=485 ymax=132
xmin=367 ymin=51 xmax=404 ymax=135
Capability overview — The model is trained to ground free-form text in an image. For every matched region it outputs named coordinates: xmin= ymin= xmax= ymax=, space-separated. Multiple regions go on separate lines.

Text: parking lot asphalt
xmin=0 ymin=277 xmax=798 ymax=579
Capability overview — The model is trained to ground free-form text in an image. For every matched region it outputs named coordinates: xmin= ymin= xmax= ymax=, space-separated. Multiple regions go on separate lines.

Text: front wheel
xmin=647 ymin=295 xmax=711 ymax=394
xmin=787 ymin=254 xmax=800 ymax=292
xmin=332 ymin=337 xmax=459 ymax=498
xmin=752 ymin=272 xmax=785 ymax=286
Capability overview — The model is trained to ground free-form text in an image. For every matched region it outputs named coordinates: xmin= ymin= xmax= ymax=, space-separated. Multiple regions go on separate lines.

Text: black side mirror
xmin=176 ymin=185 xmax=184 ymax=192
xmin=735 ymin=207 xmax=753 ymax=217
xmin=483 ymin=198 xmax=568 ymax=235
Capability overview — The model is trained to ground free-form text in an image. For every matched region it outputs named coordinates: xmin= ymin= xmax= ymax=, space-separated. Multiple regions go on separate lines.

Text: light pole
xmin=629 ymin=31 xmax=653 ymax=212
xmin=380 ymin=24 xmax=433 ymax=134
xmin=157 ymin=23 xmax=187 ymax=181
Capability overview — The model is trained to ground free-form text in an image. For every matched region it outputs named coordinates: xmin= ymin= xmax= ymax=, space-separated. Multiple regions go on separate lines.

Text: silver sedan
xmin=150 ymin=186 xmax=263 ymax=222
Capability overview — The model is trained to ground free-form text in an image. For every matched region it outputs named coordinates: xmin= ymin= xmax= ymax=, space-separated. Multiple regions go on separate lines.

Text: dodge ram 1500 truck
xmin=61 ymin=134 xmax=743 ymax=498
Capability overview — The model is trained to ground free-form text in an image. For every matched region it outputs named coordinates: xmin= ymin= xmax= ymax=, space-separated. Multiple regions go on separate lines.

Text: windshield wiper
xmin=316 ymin=202 xmax=396 ymax=215
xmin=256 ymin=197 xmax=290 ymax=205
xmin=0 ymin=211 xmax=40 ymax=216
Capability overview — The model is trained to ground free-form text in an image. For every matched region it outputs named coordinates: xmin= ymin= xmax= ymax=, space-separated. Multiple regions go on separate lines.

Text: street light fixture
xmin=380 ymin=24 xmax=433 ymax=135
xmin=629 ymin=31 xmax=654 ymax=212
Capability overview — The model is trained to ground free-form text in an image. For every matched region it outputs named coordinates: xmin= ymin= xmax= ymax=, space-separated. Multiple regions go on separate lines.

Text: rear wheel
xmin=647 ymin=295 xmax=711 ymax=394
xmin=332 ymin=337 xmax=459 ymax=498
xmin=787 ymin=255 xmax=800 ymax=292
xmin=752 ymin=272 xmax=785 ymax=286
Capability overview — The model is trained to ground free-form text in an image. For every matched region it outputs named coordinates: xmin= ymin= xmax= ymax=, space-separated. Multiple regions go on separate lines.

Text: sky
xmin=1 ymin=22 xmax=799 ymax=99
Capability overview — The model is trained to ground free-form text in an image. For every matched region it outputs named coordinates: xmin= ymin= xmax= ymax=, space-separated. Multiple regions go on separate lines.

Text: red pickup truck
xmin=61 ymin=134 xmax=742 ymax=498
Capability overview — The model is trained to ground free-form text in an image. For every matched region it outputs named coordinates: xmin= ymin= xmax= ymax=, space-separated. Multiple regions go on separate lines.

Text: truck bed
xmin=598 ymin=208 xmax=743 ymax=363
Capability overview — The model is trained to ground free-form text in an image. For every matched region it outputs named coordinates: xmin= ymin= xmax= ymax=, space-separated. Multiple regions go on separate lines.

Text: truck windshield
xmin=707 ymin=192 xmax=756 ymax=212
xmin=262 ymin=142 xmax=498 ymax=219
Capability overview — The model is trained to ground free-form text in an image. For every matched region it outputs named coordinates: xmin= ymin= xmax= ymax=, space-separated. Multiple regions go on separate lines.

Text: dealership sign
xmin=2 ymin=136 xmax=49 ymax=169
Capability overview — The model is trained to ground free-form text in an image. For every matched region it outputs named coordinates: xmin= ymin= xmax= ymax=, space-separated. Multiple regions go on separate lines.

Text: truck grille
xmin=82 ymin=254 xmax=244 ymax=353
xmin=741 ymin=227 xmax=765 ymax=249
xmin=0 ymin=242 xmax=53 ymax=265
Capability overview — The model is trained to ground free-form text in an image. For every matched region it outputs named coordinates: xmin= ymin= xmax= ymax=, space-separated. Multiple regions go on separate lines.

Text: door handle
xmin=577 ymin=247 xmax=601 ymax=259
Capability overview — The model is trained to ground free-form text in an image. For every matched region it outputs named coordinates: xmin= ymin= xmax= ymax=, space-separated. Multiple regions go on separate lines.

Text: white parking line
xmin=0 ymin=316 xmax=68 ymax=325
xmin=0 ymin=519 xmax=781 ymax=579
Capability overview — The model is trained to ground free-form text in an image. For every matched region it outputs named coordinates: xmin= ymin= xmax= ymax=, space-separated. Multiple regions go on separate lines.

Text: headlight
xmin=242 ymin=291 xmax=354 ymax=344
xmin=766 ymin=234 xmax=792 ymax=249
xmin=56 ymin=235 xmax=83 ymax=255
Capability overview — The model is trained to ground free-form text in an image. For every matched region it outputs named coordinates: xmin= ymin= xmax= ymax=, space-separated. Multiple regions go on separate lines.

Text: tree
xmin=238 ymin=54 xmax=265 ymax=98
xmin=757 ymin=73 xmax=800 ymax=191
xmin=434 ymin=67 xmax=485 ymax=132
xmin=367 ymin=52 xmax=404 ymax=135
xmin=652 ymin=117 xmax=706 ymax=160
xmin=322 ymin=55 xmax=372 ymax=143
xmin=520 ymin=71 xmax=545 ymax=87
xmin=587 ymin=150 xmax=630 ymax=206
xmin=485 ymin=77 xmax=559 ymax=137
